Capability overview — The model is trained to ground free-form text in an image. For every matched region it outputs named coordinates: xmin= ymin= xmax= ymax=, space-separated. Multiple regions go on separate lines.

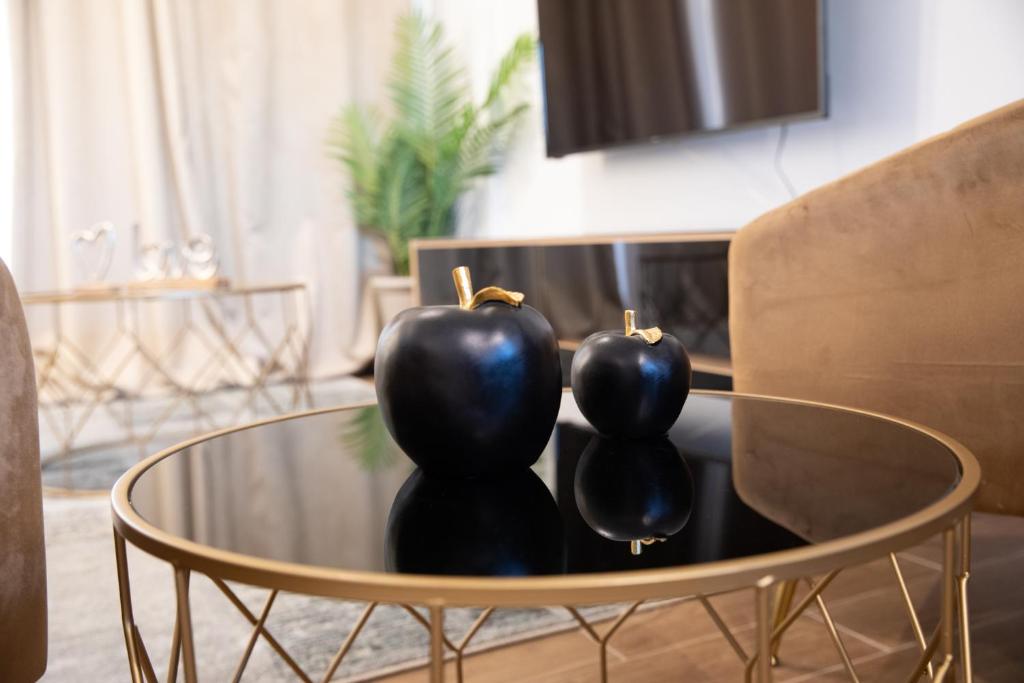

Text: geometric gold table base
xmin=768 ymin=517 xmax=974 ymax=683
xmin=113 ymin=515 xmax=973 ymax=683
xmin=29 ymin=283 xmax=312 ymax=492
xmin=767 ymin=518 xmax=973 ymax=683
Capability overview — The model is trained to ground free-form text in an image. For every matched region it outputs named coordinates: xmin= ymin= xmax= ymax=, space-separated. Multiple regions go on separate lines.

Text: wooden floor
xmin=379 ymin=513 xmax=1024 ymax=682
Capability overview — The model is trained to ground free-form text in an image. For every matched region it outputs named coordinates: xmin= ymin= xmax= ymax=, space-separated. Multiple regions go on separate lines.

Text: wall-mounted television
xmin=537 ymin=0 xmax=825 ymax=157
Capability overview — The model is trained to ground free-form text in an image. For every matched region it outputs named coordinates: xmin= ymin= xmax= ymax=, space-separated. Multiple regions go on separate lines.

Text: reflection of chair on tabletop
xmin=0 ymin=257 xmax=48 ymax=682
xmin=730 ymin=100 xmax=1024 ymax=677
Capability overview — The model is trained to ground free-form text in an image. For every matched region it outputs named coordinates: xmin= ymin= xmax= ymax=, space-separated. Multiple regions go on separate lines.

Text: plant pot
xmin=369 ymin=275 xmax=413 ymax=324
xmin=346 ymin=275 xmax=414 ymax=373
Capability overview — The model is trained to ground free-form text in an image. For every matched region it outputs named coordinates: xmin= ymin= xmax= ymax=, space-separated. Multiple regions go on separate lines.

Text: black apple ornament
xmin=375 ymin=266 xmax=562 ymax=477
xmin=571 ymin=310 xmax=691 ymax=438
xmin=574 ymin=435 xmax=695 ymax=555
xmin=385 ymin=468 xmax=565 ymax=575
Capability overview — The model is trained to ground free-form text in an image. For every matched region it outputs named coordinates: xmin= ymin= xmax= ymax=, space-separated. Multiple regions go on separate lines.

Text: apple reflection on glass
xmin=574 ymin=435 xmax=695 ymax=556
xmin=385 ymin=468 xmax=565 ymax=576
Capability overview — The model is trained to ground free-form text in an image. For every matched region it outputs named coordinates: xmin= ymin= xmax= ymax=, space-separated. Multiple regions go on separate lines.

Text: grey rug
xmin=43 ymin=496 xmax=625 ymax=682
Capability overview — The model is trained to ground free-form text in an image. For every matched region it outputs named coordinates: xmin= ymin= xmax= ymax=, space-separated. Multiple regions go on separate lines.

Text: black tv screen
xmin=537 ymin=0 xmax=824 ymax=157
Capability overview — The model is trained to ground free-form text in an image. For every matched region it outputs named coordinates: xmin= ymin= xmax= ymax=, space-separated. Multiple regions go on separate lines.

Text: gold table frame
xmin=110 ymin=392 xmax=979 ymax=682
xmin=23 ymin=282 xmax=312 ymax=491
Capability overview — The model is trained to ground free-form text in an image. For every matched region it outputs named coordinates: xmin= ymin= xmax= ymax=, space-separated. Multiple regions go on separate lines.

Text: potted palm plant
xmin=331 ymin=12 xmax=536 ymax=277
xmin=333 ymin=14 xmax=536 ymax=463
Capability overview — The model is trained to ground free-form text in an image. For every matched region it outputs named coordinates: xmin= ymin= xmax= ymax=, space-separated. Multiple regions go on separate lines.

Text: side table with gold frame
xmin=24 ymin=281 xmax=312 ymax=491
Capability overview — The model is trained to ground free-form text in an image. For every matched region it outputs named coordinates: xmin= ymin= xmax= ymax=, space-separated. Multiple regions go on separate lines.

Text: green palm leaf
xmin=330 ymin=12 xmax=536 ymax=274
xmin=458 ymin=102 xmax=530 ymax=186
xmin=482 ymin=34 xmax=536 ymax=111
xmin=390 ymin=13 xmax=467 ymax=168
xmin=328 ymin=106 xmax=382 ymax=228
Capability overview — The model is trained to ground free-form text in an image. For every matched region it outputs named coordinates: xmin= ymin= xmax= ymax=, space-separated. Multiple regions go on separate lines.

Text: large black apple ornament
xmin=375 ymin=266 xmax=562 ymax=477
xmin=574 ymin=435 xmax=695 ymax=555
xmin=385 ymin=468 xmax=564 ymax=575
xmin=571 ymin=310 xmax=691 ymax=438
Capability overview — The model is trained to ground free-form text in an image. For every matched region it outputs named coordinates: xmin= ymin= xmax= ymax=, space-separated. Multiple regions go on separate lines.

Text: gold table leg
xmin=958 ymin=515 xmax=974 ymax=683
xmin=210 ymin=577 xmax=312 ymax=681
xmin=699 ymin=594 xmax=749 ymax=663
xmin=809 ymin=581 xmax=860 ymax=682
xmin=905 ymin=626 xmax=942 ymax=683
xmin=232 ymin=589 xmax=279 ymax=682
xmin=745 ymin=569 xmax=840 ymax=681
xmin=455 ymin=607 xmax=495 ymax=683
xmin=770 ymin=580 xmax=797 ymax=665
xmin=174 ymin=567 xmax=198 ymax=683
xmin=756 ymin=577 xmax=775 ymax=683
xmin=321 ymin=601 xmax=378 ymax=682
xmin=941 ymin=528 xmax=957 ymax=669
xmin=167 ymin=609 xmax=181 ymax=683
xmin=398 ymin=604 xmax=499 ymax=683
xmin=901 ymin=521 xmax=968 ymax=683
xmin=891 ymin=552 xmax=933 ymax=678
xmin=564 ymin=601 xmax=644 ymax=683
xmin=430 ymin=605 xmax=446 ymax=683
xmin=114 ymin=531 xmax=145 ymax=683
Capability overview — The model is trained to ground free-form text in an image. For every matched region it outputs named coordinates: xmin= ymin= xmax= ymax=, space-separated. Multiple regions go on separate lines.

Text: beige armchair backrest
xmin=0 ymin=258 xmax=47 ymax=681
xmin=729 ymin=99 xmax=1024 ymax=516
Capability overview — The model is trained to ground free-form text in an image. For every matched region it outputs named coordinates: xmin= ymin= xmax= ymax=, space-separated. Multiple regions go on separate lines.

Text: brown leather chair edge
xmin=0 ymin=257 xmax=48 ymax=681
xmin=729 ymin=99 xmax=1024 ymax=516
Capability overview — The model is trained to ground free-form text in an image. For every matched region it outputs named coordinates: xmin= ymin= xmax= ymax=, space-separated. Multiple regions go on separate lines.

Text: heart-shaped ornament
xmin=70 ymin=222 xmax=116 ymax=284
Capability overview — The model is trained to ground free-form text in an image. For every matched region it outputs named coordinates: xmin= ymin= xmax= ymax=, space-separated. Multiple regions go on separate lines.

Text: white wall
xmin=433 ymin=0 xmax=1024 ymax=238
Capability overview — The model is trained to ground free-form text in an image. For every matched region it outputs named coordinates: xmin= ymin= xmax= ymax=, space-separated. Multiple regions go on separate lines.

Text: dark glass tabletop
xmin=128 ymin=392 xmax=961 ymax=578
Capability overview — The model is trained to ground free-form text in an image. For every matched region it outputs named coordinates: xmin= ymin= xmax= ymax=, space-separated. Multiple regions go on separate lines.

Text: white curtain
xmin=0 ymin=3 xmax=12 ymax=267
xmin=9 ymin=0 xmax=406 ymax=377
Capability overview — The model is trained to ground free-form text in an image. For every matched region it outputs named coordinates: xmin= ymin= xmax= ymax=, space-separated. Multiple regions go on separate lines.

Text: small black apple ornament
xmin=574 ymin=435 xmax=695 ymax=555
xmin=385 ymin=468 xmax=564 ymax=575
xmin=571 ymin=310 xmax=691 ymax=438
xmin=375 ymin=266 xmax=562 ymax=477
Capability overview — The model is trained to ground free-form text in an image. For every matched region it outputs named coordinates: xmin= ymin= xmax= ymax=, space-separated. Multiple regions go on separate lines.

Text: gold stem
xmin=630 ymin=540 xmax=642 ymax=555
xmin=452 ymin=267 xmax=474 ymax=310
xmin=623 ymin=309 xmax=663 ymax=345
xmin=624 ymin=309 xmax=638 ymax=336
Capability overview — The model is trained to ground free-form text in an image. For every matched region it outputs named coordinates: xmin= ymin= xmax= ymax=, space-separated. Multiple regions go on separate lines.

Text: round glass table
xmin=111 ymin=391 xmax=978 ymax=682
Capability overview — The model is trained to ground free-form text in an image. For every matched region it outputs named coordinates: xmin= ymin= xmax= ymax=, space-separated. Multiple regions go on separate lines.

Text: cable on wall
xmin=774 ymin=122 xmax=798 ymax=200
